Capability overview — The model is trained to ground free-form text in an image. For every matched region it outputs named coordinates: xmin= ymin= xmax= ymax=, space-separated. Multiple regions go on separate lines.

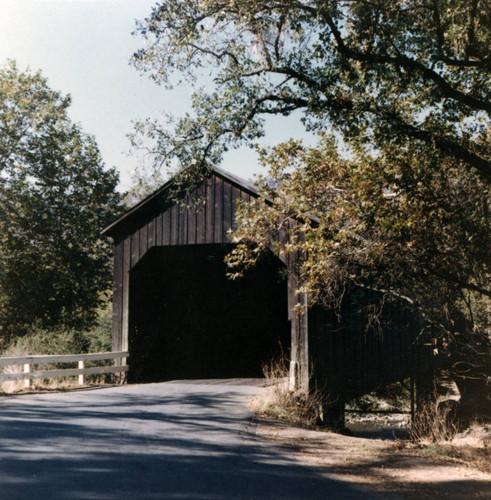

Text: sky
xmin=0 ymin=0 xmax=315 ymax=192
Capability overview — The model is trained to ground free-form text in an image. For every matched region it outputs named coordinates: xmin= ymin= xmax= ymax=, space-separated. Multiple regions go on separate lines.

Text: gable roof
xmin=102 ymin=166 xmax=260 ymax=238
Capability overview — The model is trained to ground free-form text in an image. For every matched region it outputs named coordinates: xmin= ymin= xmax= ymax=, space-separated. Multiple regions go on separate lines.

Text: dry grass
xmin=1 ymin=377 xmax=81 ymax=394
xmin=255 ymin=419 xmax=491 ymax=500
xmin=250 ymin=355 xmax=324 ymax=427
xmin=410 ymin=400 xmax=458 ymax=443
xmin=0 ymin=373 xmax=112 ymax=395
xmin=403 ymin=421 xmax=491 ymax=474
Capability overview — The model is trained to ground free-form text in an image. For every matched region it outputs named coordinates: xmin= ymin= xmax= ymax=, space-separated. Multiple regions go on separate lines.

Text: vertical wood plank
xmin=140 ymin=222 xmax=148 ymax=257
xmin=205 ymin=177 xmax=215 ymax=244
xmin=122 ymin=236 xmax=131 ymax=353
xmin=231 ymin=186 xmax=241 ymax=231
xmin=170 ymin=204 xmax=179 ymax=245
xmin=156 ymin=213 xmax=163 ymax=246
xmin=288 ymin=271 xmax=299 ymax=390
xmin=112 ymin=240 xmax=124 ymax=353
xmin=222 ymin=181 xmax=232 ymax=242
xmin=24 ymin=364 xmax=31 ymax=388
xmin=179 ymin=200 xmax=187 ymax=245
xmin=187 ymin=195 xmax=197 ymax=244
xmin=279 ymin=224 xmax=288 ymax=267
xmin=163 ymin=208 xmax=171 ymax=246
xmin=196 ymin=184 xmax=206 ymax=244
xmin=298 ymin=290 xmax=309 ymax=392
xmin=330 ymin=323 xmax=338 ymax=391
xmin=78 ymin=360 xmax=85 ymax=385
xmin=214 ymin=177 xmax=223 ymax=243
xmin=130 ymin=231 xmax=139 ymax=268
xmin=147 ymin=218 xmax=155 ymax=249
xmin=353 ymin=317 xmax=362 ymax=396
xmin=240 ymin=190 xmax=248 ymax=203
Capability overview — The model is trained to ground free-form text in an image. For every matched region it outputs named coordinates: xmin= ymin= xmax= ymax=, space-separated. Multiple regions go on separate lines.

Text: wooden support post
xmin=322 ymin=398 xmax=346 ymax=431
xmin=287 ymin=272 xmax=309 ymax=393
xmin=78 ymin=360 xmax=85 ymax=385
xmin=410 ymin=376 xmax=415 ymax=424
xmin=23 ymin=363 xmax=31 ymax=389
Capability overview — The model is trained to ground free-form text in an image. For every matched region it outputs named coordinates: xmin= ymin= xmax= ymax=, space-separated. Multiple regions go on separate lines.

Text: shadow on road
xmin=0 ymin=382 xmax=395 ymax=499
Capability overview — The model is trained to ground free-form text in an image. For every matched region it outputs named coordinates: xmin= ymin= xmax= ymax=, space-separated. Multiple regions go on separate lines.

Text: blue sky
xmin=0 ymin=0 xmax=314 ymax=191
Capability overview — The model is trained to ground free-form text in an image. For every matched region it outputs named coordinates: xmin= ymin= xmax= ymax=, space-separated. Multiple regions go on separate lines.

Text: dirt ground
xmin=254 ymin=416 xmax=491 ymax=499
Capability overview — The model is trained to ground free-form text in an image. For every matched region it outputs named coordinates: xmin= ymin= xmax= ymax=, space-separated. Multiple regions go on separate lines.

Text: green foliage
xmin=228 ymin=137 xmax=490 ymax=385
xmin=0 ymin=61 xmax=122 ymax=343
xmin=83 ymin=304 xmax=113 ymax=354
xmin=1 ymin=304 xmax=112 ymax=357
xmin=2 ymin=324 xmax=90 ymax=358
xmin=132 ymin=0 xmax=489 ymax=183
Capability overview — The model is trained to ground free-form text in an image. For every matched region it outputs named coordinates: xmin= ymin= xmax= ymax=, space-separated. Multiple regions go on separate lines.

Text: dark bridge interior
xmin=128 ymin=244 xmax=290 ymax=383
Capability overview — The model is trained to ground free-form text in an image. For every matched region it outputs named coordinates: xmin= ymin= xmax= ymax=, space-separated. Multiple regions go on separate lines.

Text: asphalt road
xmin=0 ymin=380 xmax=399 ymax=500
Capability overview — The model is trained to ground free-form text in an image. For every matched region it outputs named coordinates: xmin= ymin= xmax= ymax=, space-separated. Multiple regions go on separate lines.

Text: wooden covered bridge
xmin=103 ymin=166 xmax=432 ymax=421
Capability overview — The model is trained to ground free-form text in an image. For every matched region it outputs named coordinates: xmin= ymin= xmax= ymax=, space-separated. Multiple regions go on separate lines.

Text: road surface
xmin=0 ymin=380 xmax=399 ymax=499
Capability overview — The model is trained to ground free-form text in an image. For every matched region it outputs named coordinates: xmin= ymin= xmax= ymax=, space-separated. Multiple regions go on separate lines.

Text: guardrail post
xmin=23 ymin=363 xmax=31 ymax=388
xmin=78 ymin=360 xmax=85 ymax=385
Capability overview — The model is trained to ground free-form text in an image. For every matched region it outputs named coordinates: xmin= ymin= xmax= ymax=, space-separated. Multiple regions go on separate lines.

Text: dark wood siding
xmin=110 ymin=172 xmax=267 ymax=368
xmin=308 ymin=298 xmax=431 ymax=400
xmin=111 ymin=239 xmax=124 ymax=353
xmin=114 ymin=173 xmax=257 ymax=278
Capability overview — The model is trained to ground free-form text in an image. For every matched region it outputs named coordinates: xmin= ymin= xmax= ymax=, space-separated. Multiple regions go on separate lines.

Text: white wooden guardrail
xmin=0 ymin=351 xmax=128 ymax=388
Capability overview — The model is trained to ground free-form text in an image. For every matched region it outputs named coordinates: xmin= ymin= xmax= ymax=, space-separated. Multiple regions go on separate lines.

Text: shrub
xmin=0 ymin=305 xmax=112 ymax=392
xmin=410 ymin=401 xmax=457 ymax=443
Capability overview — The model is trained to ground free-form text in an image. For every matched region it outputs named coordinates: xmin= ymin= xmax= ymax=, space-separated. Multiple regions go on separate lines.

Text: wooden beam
xmin=0 ymin=351 xmax=129 ymax=366
xmin=0 ymin=364 xmax=129 ymax=383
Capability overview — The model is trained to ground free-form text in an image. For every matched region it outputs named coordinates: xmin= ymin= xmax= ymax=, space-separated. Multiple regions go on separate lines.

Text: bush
xmin=0 ymin=305 xmax=113 ymax=392
xmin=410 ymin=401 xmax=457 ymax=443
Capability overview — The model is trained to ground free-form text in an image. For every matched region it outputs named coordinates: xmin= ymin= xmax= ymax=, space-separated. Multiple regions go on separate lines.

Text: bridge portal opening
xmin=128 ymin=244 xmax=290 ymax=382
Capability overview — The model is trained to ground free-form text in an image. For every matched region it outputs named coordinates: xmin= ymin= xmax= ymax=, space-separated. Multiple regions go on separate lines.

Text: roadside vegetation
xmin=0 ymin=305 xmax=112 ymax=393
xmin=250 ymin=355 xmax=324 ymax=427
xmin=253 ymin=355 xmax=490 ymax=499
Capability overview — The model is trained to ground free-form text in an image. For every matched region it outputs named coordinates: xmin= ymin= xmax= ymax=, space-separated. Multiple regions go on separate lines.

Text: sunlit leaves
xmin=228 ymin=136 xmax=490 ymax=345
xmin=132 ymin=0 xmax=490 ymax=183
xmin=0 ymin=62 xmax=122 ymax=342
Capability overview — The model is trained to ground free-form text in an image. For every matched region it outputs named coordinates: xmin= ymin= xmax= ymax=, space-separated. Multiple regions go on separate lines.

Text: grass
xmin=397 ymin=421 xmax=491 ymax=474
xmin=250 ymin=355 xmax=325 ymax=428
xmin=410 ymin=400 xmax=458 ymax=443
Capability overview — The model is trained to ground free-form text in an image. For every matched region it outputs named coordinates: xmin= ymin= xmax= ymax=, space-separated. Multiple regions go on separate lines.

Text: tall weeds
xmin=250 ymin=354 xmax=325 ymax=427
xmin=410 ymin=401 xmax=457 ymax=443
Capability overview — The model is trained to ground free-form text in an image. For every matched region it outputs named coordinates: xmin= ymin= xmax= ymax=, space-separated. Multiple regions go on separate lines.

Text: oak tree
xmin=0 ymin=62 xmax=121 ymax=342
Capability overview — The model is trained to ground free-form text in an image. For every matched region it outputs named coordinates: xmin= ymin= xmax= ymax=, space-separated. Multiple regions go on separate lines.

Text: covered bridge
xmin=103 ymin=166 xmax=432 ymax=418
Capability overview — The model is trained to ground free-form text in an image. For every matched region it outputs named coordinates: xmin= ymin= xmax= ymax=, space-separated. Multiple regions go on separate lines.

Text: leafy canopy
xmin=227 ymin=136 xmax=489 ymax=337
xmin=0 ymin=61 xmax=121 ymax=342
xmin=132 ymin=0 xmax=490 ymax=183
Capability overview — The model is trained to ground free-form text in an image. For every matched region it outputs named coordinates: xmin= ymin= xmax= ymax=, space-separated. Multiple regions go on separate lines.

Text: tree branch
xmin=318 ymin=6 xmax=491 ymax=113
